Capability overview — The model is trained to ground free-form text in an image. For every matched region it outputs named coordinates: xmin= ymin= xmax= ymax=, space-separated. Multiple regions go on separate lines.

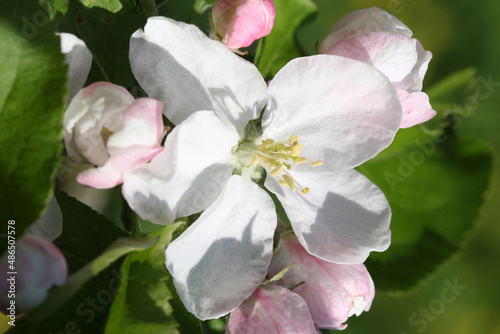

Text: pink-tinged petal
xmin=107 ymin=98 xmax=164 ymax=155
xmin=226 ymin=285 xmax=317 ymax=334
xmin=212 ymin=0 xmax=276 ymax=49
xmin=265 ymin=169 xmax=391 ymax=264
xmin=59 ymin=33 xmax=93 ymax=103
xmin=261 ymin=55 xmax=401 ymax=173
xmin=122 ymin=110 xmax=238 ymax=224
xmin=319 ymin=7 xmax=412 ymax=54
xmin=269 ymin=235 xmax=375 ymax=330
xmin=166 ymin=175 xmax=277 ymax=320
xmin=27 ymin=195 xmax=62 ymax=241
xmin=77 ymin=147 xmax=163 ymax=189
xmin=319 ymin=7 xmax=432 ymax=95
xmin=129 ymin=17 xmax=267 ymax=135
xmin=63 ymin=82 xmax=134 ymax=165
xmin=0 ymin=235 xmax=67 ymax=313
xmin=405 ymin=40 xmax=433 ymax=92
xmin=324 ymin=32 xmax=418 ymax=86
xmin=398 ymin=90 xmax=436 ymax=128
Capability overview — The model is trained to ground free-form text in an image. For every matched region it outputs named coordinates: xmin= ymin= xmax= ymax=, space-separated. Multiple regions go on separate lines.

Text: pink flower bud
xmin=211 ymin=0 xmax=276 ymax=49
xmin=269 ymin=235 xmax=375 ymax=330
xmin=226 ymin=285 xmax=317 ymax=333
xmin=0 ymin=235 xmax=67 ymax=313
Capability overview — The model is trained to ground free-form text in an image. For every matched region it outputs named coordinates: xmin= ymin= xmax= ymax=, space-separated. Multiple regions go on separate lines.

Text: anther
xmin=311 ymin=160 xmax=324 ymax=167
xmin=283 ymin=175 xmax=297 ymax=192
xmin=271 ymin=165 xmax=283 ymax=177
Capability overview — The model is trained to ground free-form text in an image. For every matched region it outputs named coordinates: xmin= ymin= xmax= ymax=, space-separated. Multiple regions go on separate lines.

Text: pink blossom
xmin=226 ymin=285 xmax=317 ymax=333
xmin=269 ymin=234 xmax=375 ymax=330
xmin=0 ymin=235 xmax=67 ymax=313
xmin=319 ymin=7 xmax=436 ymax=128
xmin=211 ymin=0 xmax=276 ymax=49
xmin=63 ymin=82 xmax=164 ymax=189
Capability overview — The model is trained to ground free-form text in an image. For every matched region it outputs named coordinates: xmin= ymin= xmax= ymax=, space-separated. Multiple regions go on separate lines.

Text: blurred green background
xmin=300 ymin=1 xmax=500 ymax=333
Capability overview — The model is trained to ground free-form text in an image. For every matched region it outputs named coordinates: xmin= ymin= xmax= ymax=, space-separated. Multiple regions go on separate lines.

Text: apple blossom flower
xmin=1 ymin=196 xmax=67 ymax=313
xmin=63 ymin=82 xmax=165 ymax=189
xmin=125 ymin=17 xmax=400 ymax=319
xmin=319 ymin=7 xmax=436 ymax=128
xmin=225 ymin=285 xmax=317 ymax=333
xmin=59 ymin=33 xmax=93 ymax=103
xmin=269 ymin=234 xmax=375 ymax=330
xmin=211 ymin=0 xmax=276 ymax=49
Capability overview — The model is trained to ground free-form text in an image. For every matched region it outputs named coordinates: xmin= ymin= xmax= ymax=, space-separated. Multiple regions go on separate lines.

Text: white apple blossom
xmin=124 ymin=17 xmax=401 ymax=319
xmin=319 ymin=7 xmax=436 ymax=128
xmin=63 ymin=82 xmax=165 ymax=189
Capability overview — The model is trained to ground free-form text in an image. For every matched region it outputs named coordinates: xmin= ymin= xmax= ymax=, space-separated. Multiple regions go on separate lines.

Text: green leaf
xmin=256 ymin=0 xmax=317 ymax=79
xmin=358 ymin=126 xmax=493 ymax=293
xmin=0 ymin=0 xmax=67 ymax=255
xmin=426 ymin=67 xmax=478 ymax=108
xmin=21 ymin=236 xmax=158 ymax=322
xmin=105 ymin=224 xmax=202 ymax=333
xmin=58 ymin=0 xmax=145 ymax=87
xmin=424 ymin=68 xmax=479 ymax=130
xmin=42 ymin=0 xmax=70 ymax=17
xmin=55 ymin=190 xmax=130 ymax=274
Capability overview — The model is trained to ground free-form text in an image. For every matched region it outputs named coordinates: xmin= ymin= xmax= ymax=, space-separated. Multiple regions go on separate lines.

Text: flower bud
xmin=211 ymin=0 xmax=276 ymax=49
xmin=0 ymin=235 xmax=67 ymax=313
xmin=269 ymin=235 xmax=375 ymax=330
xmin=226 ymin=285 xmax=317 ymax=333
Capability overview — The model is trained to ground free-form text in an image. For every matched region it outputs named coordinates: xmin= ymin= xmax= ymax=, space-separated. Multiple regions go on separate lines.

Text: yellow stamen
xmin=311 ymin=160 xmax=324 ymax=167
xmin=283 ymin=175 xmax=297 ymax=192
xmin=237 ymin=135 xmax=324 ymax=195
xmin=271 ymin=165 xmax=283 ymax=177
xmin=295 ymin=157 xmax=309 ymax=165
xmin=279 ymin=180 xmax=289 ymax=188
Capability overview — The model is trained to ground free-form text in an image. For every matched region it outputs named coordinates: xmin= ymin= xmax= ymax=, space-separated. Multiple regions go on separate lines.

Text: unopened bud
xmin=211 ymin=0 xmax=276 ymax=49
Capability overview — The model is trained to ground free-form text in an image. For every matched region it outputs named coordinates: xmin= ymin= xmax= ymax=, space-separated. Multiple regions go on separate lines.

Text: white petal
xmin=325 ymin=32 xmax=418 ymax=86
xmin=59 ymin=33 xmax=93 ymax=103
xmin=129 ymin=17 xmax=267 ymax=134
xmin=122 ymin=110 xmax=238 ymax=224
xmin=27 ymin=195 xmax=63 ymax=241
xmin=405 ymin=40 xmax=433 ymax=92
xmin=63 ymin=82 xmax=134 ymax=165
xmin=107 ymin=98 xmax=164 ymax=154
xmin=226 ymin=285 xmax=317 ymax=334
xmin=261 ymin=55 xmax=401 ymax=172
xmin=266 ymin=169 xmax=391 ymax=264
xmin=319 ymin=7 xmax=412 ymax=54
xmin=166 ymin=175 xmax=277 ymax=320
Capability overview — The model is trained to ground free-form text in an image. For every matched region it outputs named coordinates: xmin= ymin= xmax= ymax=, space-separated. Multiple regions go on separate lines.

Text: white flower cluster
xmin=60 ymin=5 xmax=435 ymax=332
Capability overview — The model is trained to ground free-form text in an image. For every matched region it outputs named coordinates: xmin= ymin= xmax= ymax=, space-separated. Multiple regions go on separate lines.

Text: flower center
xmin=237 ymin=135 xmax=323 ymax=194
